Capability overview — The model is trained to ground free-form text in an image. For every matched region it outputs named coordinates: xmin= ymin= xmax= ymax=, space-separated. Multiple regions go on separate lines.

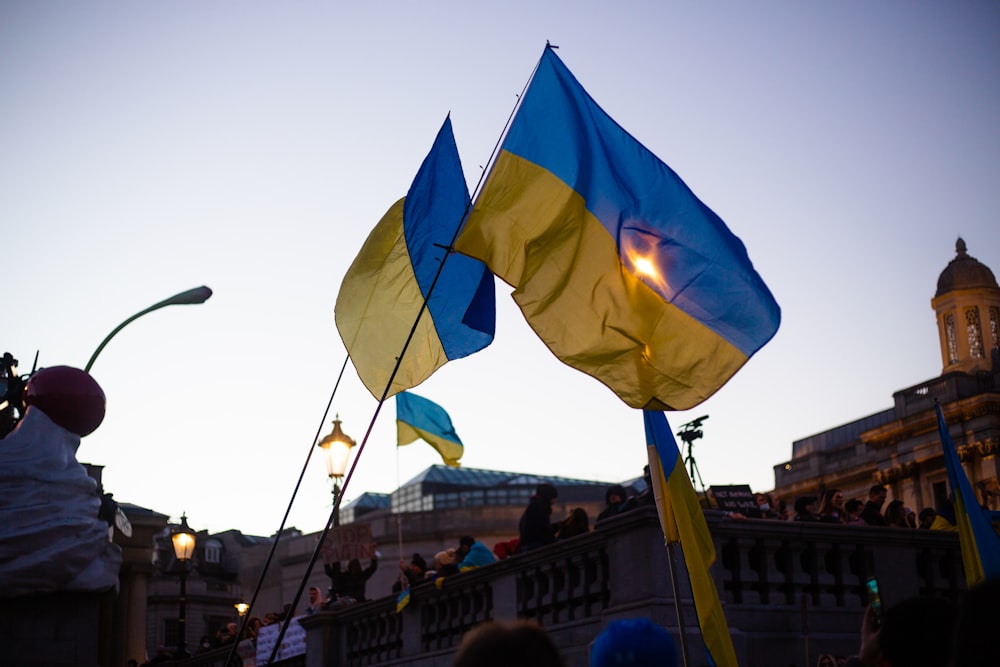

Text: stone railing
xmin=894 ymin=370 xmax=997 ymax=413
xmin=291 ymin=507 xmax=963 ymax=667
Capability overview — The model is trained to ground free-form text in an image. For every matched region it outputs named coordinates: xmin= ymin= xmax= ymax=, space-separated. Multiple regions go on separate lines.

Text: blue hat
xmin=590 ymin=618 xmax=678 ymax=667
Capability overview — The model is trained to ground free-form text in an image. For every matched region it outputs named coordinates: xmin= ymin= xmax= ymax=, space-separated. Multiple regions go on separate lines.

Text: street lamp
xmin=171 ymin=513 xmax=197 ymax=658
xmin=317 ymin=415 xmax=355 ymax=526
xmin=85 ymin=286 xmax=213 ymax=372
xmin=234 ymin=602 xmax=249 ymax=617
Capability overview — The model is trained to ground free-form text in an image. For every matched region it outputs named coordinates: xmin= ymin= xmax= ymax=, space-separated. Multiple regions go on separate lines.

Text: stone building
xmin=773 ymin=238 xmax=1000 ymax=514
xmin=145 ymin=522 xmax=272 ymax=656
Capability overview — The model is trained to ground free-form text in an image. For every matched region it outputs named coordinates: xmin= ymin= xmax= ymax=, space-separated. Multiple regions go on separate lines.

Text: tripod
xmin=682 ymin=439 xmax=707 ymax=496
xmin=676 ymin=415 xmax=709 ymax=496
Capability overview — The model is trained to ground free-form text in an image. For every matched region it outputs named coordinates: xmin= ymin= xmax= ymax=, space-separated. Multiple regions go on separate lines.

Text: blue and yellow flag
xmin=396 ymin=391 xmax=464 ymax=467
xmin=395 ymin=587 xmax=411 ymax=613
xmin=645 ymin=410 xmax=738 ymax=667
xmin=336 ymin=117 xmax=495 ymax=399
xmin=456 ymin=47 xmax=779 ymax=410
xmin=936 ymin=404 xmax=1000 ymax=586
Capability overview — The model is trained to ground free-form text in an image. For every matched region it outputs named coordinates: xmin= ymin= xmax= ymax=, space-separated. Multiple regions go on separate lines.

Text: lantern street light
xmin=234 ymin=602 xmax=250 ymax=618
xmin=171 ymin=513 xmax=197 ymax=658
xmin=317 ymin=415 xmax=355 ymax=526
xmin=84 ymin=286 xmax=213 ymax=373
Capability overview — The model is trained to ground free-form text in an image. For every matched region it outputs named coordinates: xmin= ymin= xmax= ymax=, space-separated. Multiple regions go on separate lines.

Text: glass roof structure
xmin=340 ymin=464 xmax=613 ymax=518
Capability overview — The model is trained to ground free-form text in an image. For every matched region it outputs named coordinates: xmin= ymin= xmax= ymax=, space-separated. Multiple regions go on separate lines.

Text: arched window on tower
xmin=944 ymin=312 xmax=958 ymax=365
xmin=965 ymin=307 xmax=984 ymax=359
xmin=990 ymin=306 xmax=1000 ymax=351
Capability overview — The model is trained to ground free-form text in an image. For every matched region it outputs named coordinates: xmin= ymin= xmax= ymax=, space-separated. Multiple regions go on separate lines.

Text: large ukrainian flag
xmin=645 ymin=410 xmax=738 ymax=667
xmin=936 ymin=404 xmax=1000 ymax=586
xmin=337 ymin=118 xmax=495 ymax=399
xmin=456 ymin=47 xmax=779 ymax=410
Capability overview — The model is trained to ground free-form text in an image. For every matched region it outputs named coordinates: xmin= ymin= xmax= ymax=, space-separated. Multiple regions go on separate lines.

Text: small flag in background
xmin=395 ymin=587 xmax=411 ymax=613
xmin=456 ymin=47 xmax=779 ymax=411
xmin=935 ymin=404 xmax=1000 ymax=586
xmin=645 ymin=410 xmax=738 ymax=667
xmin=336 ymin=116 xmax=495 ymax=400
xmin=396 ymin=391 xmax=464 ymax=467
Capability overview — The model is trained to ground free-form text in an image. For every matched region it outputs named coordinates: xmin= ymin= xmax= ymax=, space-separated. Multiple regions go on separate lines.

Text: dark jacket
xmin=518 ymin=495 xmax=555 ymax=552
xmin=325 ymin=558 xmax=378 ymax=601
xmin=860 ymin=502 xmax=886 ymax=526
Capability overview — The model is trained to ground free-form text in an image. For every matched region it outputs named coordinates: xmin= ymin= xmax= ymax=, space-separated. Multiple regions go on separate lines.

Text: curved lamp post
xmin=84 ymin=286 xmax=213 ymax=372
xmin=317 ymin=415 xmax=355 ymax=526
xmin=171 ymin=514 xmax=197 ymax=658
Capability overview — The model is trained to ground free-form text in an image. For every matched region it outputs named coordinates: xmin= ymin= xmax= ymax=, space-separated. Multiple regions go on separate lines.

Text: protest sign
xmin=320 ymin=523 xmax=375 ymax=563
xmin=709 ymin=485 xmax=760 ymax=516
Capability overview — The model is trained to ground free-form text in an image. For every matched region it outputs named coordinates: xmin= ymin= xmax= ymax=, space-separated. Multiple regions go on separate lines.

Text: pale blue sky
xmin=3 ymin=2 xmax=998 ymax=536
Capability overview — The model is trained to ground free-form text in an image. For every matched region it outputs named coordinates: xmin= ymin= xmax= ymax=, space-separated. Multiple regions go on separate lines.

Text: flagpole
xmin=369 ymin=45 xmax=544 ymax=407
xmin=395 ymin=443 xmax=407 ymax=593
xmin=666 ymin=541 xmax=693 ymax=667
xmin=262 ymin=46 xmax=552 ymax=658
xmin=224 ymin=354 xmax=350 ymax=667
xmin=465 ymin=47 xmax=542 ymax=207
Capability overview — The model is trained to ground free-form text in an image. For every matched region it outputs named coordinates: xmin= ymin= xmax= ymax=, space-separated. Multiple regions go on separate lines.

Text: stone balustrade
xmin=293 ymin=506 xmax=964 ymax=667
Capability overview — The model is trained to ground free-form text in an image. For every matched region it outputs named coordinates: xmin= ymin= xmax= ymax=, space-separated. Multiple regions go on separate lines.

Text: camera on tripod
xmin=676 ymin=415 xmax=709 ymax=494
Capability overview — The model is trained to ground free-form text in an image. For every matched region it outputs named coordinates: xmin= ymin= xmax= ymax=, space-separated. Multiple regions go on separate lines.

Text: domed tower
xmin=932 ymin=238 xmax=1000 ymax=374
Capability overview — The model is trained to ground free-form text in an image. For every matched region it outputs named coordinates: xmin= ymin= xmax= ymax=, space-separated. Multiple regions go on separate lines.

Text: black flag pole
xmin=224 ymin=354 xmax=349 ymax=667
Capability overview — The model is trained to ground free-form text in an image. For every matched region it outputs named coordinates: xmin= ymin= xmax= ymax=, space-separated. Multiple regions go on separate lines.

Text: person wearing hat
xmin=457 ymin=535 xmax=497 ymax=571
xmin=433 ymin=548 xmax=459 ymax=576
xmin=518 ymin=483 xmax=558 ymax=553
xmin=598 ymin=484 xmax=631 ymax=521
xmin=393 ymin=553 xmax=428 ymax=593
xmin=590 ymin=618 xmax=678 ymax=667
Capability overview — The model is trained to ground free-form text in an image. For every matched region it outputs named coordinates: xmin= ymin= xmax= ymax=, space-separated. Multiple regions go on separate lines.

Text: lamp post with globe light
xmin=171 ymin=514 xmax=197 ymax=658
xmin=317 ymin=416 xmax=355 ymax=526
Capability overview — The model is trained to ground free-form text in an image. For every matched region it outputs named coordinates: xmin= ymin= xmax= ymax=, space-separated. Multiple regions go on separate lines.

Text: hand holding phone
xmin=865 ymin=577 xmax=884 ymax=627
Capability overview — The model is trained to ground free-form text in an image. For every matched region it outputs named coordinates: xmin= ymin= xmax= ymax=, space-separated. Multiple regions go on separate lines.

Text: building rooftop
xmin=340 ymin=464 xmax=618 ymax=518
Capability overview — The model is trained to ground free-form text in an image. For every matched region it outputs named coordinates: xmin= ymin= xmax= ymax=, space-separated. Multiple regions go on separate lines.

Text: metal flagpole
xmin=224 ymin=354 xmax=350 ymax=667
xmin=259 ymin=45 xmax=552 ymax=664
xmin=648 ymin=446 xmax=692 ymax=667
xmin=666 ymin=541 xmax=693 ymax=667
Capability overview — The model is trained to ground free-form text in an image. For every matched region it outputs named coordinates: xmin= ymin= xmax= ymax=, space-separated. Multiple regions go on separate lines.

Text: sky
xmin=2 ymin=2 xmax=998 ymax=538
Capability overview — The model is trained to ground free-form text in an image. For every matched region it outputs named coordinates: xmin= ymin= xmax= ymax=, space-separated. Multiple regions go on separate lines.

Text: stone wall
xmin=0 ymin=590 xmax=113 ymax=667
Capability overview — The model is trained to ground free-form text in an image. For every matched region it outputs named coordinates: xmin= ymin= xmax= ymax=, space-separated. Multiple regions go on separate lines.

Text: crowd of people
xmin=282 ymin=475 xmax=990 ymax=619
xmin=376 ymin=481 xmax=638 ymax=600
xmin=718 ymin=483 xmax=973 ymax=532
xmin=167 ymin=474 xmax=996 ymax=667
xmin=284 ymin=478 xmax=657 ymax=605
xmin=331 ymin=473 xmax=979 ymax=606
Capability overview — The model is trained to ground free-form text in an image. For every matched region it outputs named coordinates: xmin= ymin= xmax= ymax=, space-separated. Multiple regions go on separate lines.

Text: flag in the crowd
xmin=645 ymin=410 xmax=738 ymax=667
xmin=935 ymin=404 xmax=1000 ymax=586
xmin=456 ymin=46 xmax=779 ymax=411
xmin=395 ymin=587 xmax=411 ymax=613
xmin=336 ymin=117 xmax=495 ymax=399
xmin=396 ymin=391 xmax=464 ymax=467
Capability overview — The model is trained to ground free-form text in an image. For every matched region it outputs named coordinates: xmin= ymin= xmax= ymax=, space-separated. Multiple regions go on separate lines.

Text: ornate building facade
xmin=773 ymin=239 xmax=1000 ymax=513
